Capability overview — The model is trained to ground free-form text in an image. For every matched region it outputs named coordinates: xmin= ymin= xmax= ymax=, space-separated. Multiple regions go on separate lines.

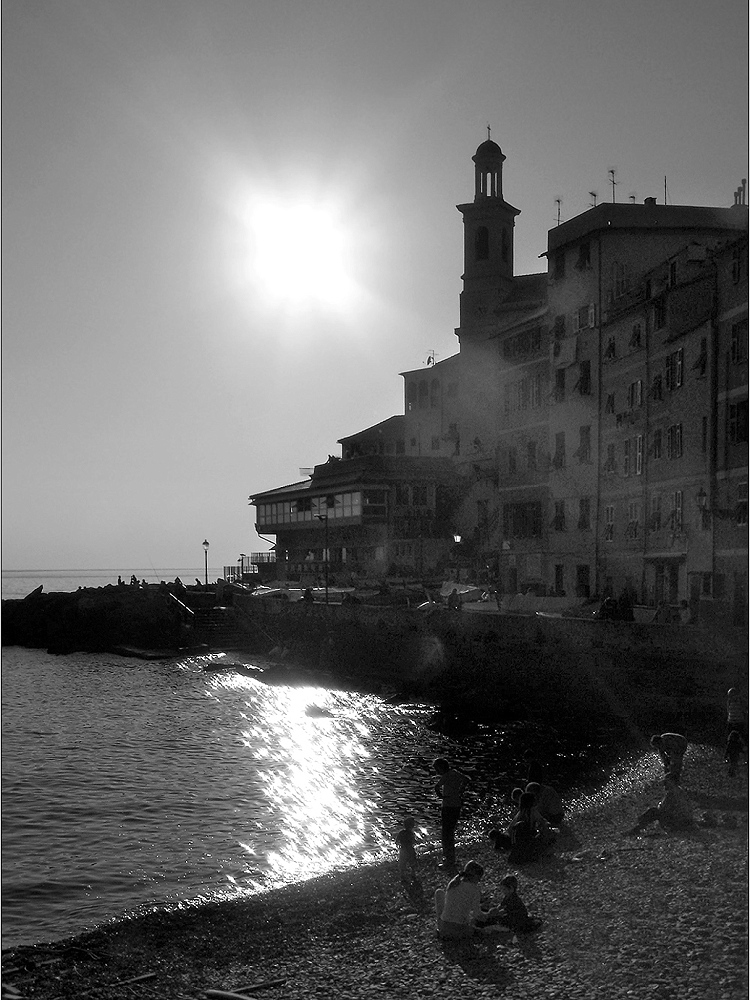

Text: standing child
xmin=396 ymin=816 xmax=419 ymax=884
xmin=433 ymin=757 xmax=470 ymax=869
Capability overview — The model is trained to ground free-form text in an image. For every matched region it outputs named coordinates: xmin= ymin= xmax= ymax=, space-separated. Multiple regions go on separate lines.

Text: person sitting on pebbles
xmin=525 ymin=781 xmax=564 ymax=826
xmin=485 ymin=874 xmax=543 ymax=934
xmin=434 ymin=861 xmax=507 ymax=939
xmin=625 ymin=772 xmax=694 ymax=836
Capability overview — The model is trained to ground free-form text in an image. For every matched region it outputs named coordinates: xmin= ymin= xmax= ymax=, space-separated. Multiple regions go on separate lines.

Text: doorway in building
xmin=575 ymin=564 xmax=590 ymax=599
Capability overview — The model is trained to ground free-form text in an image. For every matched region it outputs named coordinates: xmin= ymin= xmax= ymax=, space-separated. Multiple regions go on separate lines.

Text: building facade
xmin=249 ymin=138 xmax=748 ymax=620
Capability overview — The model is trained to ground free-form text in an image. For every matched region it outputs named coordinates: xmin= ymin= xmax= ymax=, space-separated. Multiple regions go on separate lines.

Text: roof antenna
xmin=608 ymin=168 xmax=617 ymax=203
xmin=426 ymin=350 xmax=437 ymax=367
xmin=554 ymin=197 xmax=562 ymax=226
xmin=664 ymin=175 xmax=668 ymax=205
xmin=487 ymin=123 xmax=491 ymax=141
xmin=589 ymin=191 xmax=598 ymax=208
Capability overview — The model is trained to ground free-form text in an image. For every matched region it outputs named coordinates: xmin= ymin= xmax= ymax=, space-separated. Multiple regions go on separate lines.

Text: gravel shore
xmin=3 ymin=745 xmax=747 ymax=1000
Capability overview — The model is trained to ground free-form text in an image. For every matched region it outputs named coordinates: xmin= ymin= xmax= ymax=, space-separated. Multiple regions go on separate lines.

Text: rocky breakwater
xmin=1 ymin=585 xmax=183 ymax=655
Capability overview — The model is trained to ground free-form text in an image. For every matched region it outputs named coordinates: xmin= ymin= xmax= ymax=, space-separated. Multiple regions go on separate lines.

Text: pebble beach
xmin=2 ymin=744 xmax=747 ymax=1000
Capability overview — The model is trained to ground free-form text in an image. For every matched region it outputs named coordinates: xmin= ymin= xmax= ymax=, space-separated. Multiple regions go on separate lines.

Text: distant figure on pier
xmin=130 ymin=575 xmax=139 ymax=587
xmin=117 ymin=576 xmax=124 ymax=587
xmin=651 ymin=600 xmax=675 ymax=624
xmin=595 ymin=596 xmax=620 ymax=621
xmin=448 ymin=589 xmax=462 ymax=612
xmin=195 ymin=578 xmax=203 ymax=589
xmin=678 ymin=599 xmax=693 ymax=625
xmin=617 ymin=589 xmax=635 ymax=622
xmin=302 ymin=587 xmax=314 ymax=604
xmin=650 ymin=732 xmax=688 ymax=782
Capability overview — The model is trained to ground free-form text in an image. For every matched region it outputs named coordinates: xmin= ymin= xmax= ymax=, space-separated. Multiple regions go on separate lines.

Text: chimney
xmin=733 ymin=180 xmax=747 ymax=206
xmin=644 ymin=197 xmax=657 ymax=207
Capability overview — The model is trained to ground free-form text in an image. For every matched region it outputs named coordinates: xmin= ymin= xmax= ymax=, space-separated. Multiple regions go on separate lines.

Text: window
xmin=605 ymin=505 xmax=615 ymax=541
xmin=623 ymin=439 xmax=631 ymax=477
xmin=653 ymin=297 xmax=666 ymax=330
xmin=577 ymin=425 xmax=591 ymax=463
xmin=732 ymin=246 xmax=744 ymax=283
xmin=553 ymin=500 xmax=566 ymax=531
xmin=576 ymin=242 xmax=591 ymax=269
xmin=636 ymin=434 xmax=644 ymax=475
xmin=729 ymin=400 xmax=749 ymax=443
xmin=665 ymin=349 xmax=683 ymax=390
xmin=555 ymin=564 xmax=565 ymax=594
xmin=627 ymin=501 xmax=640 ymax=539
xmin=650 ymin=494 xmax=661 ymax=530
xmin=737 ymin=483 xmax=748 ymax=525
xmin=605 ymin=443 xmax=616 ymax=472
xmin=475 ymin=226 xmax=489 ymax=261
xmin=554 ymin=431 xmax=566 ymax=469
xmin=527 ymin=441 xmax=537 ymax=471
xmin=554 ymin=368 xmax=565 ymax=402
xmin=604 ymin=338 xmax=617 ymax=360
xmin=692 ymin=338 xmax=708 ymax=377
xmin=605 ymin=393 xmax=615 ymax=414
xmin=430 ymin=379 xmax=440 ymax=408
xmin=667 ymin=423 xmax=683 ymax=459
xmin=418 ymin=380 xmax=428 ymax=408
xmin=652 ymin=429 xmax=662 ymax=459
xmin=553 ymin=249 xmax=566 ymax=280
xmin=477 ymin=499 xmax=488 ymax=528
xmin=578 ymin=359 xmax=591 ymax=395
xmin=612 ymin=261 xmax=627 ymax=299
xmin=501 ymin=229 xmax=509 ymax=262
xmin=731 ymin=319 xmax=748 ymax=364
xmin=412 ymin=484 xmax=428 ymax=506
xmin=407 ymin=382 xmax=417 ymax=411
xmin=627 ymin=380 xmax=643 ymax=409
xmin=669 ymin=261 xmax=677 ymax=287
xmin=629 ymin=324 xmax=642 ymax=349
xmin=508 ymin=446 xmax=517 ymax=473
xmin=651 ymin=374 xmax=663 ymax=400
xmin=671 ymin=490 xmax=683 ymax=530
xmin=578 ymin=497 xmax=591 ymax=530
xmin=503 ymin=502 xmax=543 ymax=538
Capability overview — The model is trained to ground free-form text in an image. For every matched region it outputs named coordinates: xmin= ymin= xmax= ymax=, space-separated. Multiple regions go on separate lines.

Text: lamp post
xmin=238 ymin=553 xmax=247 ymax=582
xmin=315 ymin=515 xmax=329 ymax=606
xmin=202 ymin=539 xmax=209 ymax=587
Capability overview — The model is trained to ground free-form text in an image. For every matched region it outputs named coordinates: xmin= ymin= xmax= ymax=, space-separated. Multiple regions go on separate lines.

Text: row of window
xmin=405 ymin=378 xmax=458 ymax=411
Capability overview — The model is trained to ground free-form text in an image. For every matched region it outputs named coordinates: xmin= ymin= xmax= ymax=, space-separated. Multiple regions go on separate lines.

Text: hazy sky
xmin=3 ymin=0 xmax=748 ymax=571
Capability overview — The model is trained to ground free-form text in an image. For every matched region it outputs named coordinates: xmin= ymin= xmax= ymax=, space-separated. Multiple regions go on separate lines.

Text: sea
xmin=1 ymin=569 xmax=616 ymax=951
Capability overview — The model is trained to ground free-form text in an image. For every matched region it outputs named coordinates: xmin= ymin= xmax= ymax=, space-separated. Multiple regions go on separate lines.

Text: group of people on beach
xmin=394 ymin=685 xmax=747 ymax=941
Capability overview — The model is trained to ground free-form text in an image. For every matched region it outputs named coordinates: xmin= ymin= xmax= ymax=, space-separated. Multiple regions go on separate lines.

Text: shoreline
xmin=4 ymin=744 xmax=747 ymax=1000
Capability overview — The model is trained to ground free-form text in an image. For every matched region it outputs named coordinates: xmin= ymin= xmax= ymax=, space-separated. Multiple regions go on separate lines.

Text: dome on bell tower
xmin=473 ymin=138 xmax=504 ymax=161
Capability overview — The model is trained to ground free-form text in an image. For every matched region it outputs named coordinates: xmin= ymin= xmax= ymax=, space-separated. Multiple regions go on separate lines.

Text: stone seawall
xmin=3 ymin=588 xmax=746 ymax=738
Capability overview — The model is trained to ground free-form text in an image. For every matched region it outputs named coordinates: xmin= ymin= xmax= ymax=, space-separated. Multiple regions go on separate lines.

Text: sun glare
xmin=244 ymin=194 xmax=358 ymax=315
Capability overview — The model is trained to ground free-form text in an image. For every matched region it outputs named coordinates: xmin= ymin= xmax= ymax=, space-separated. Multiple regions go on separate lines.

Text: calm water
xmin=3 ymin=645 xmax=605 ymax=950
xmin=2 ymin=571 xmax=614 ymax=950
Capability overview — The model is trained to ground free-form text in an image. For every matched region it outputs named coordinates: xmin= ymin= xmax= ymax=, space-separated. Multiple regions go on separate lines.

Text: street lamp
xmin=238 ymin=553 xmax=247 ymax=582
xmin=202 ymin=539 xmax=209 ymax=587
xmin=315 ymin=515 xmax=329 ymax=606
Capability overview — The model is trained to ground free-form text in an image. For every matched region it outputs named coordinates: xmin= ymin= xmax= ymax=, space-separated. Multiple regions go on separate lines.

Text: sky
xmin=2 ymin=0 xmax=748 ymax=571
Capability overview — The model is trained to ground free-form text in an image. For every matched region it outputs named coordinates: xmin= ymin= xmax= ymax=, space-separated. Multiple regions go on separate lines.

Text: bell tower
xmin=456 ymin=133 xmax=520 ymax=338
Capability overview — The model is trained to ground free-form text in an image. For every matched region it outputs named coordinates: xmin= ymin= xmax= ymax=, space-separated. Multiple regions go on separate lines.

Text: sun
xmin=244 ymin=194 xmax=358 ymax=315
